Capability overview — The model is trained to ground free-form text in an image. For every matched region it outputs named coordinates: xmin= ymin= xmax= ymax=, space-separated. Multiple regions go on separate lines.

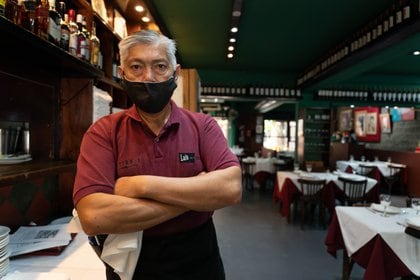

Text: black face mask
xmin=123 ymin=76 xmax=178 ymax=114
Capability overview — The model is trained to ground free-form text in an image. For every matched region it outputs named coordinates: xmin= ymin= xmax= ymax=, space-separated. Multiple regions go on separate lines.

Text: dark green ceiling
xmin=137 ymin=0 xmax=420 ymax=91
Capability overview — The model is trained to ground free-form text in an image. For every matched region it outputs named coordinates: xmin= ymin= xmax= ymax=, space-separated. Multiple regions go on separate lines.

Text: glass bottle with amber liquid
xmin=34 ymin=0 xmax=49 ymax=40
xmin=19 ymin=0 xmax=36 ymax=32
xmin=5 ymin=0 xmax=20 ymax=24
xmin=47 ymin=0 xmax=61 ymax=45
xmin=90 ymin=21 xmax=100 ymax=67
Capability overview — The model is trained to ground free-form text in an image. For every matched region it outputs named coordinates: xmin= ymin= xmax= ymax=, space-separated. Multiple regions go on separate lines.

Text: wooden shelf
xmin=0 ymin=16 xmax=103 ymax=79
xmin=0 ymin=160 xmax=76 ymax=187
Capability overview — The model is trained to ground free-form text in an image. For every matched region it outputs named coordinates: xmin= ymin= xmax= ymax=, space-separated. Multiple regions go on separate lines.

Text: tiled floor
xmin=214 ymin=188 xmax=368 ymax=280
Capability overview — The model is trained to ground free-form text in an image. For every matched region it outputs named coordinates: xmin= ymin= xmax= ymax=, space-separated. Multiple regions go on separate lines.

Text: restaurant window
xmin=213 ymin=116 xmax=229 ymax=139
xmin=263 ymin=120 xmax=296 ymax=152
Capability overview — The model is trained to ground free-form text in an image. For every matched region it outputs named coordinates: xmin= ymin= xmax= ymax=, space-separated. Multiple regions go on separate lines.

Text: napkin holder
xmin=405 ymin=226 xmax=420 ymax=239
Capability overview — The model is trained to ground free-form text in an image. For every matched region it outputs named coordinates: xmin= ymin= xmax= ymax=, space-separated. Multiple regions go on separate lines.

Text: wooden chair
xmin=357 ymin=164 xmax=374 ymax=177
xmin=338 ymin=177 xmax=367 ymax=206
xmin=296 ymin=178 xmax=327 ymax=230
xmin=383 ymin=164 xmax=405 ymax=195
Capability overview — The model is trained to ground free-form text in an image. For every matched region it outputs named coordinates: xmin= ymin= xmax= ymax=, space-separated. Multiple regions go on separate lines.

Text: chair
xmin=383 ymin=164 xmax=405 ymax=195
xmin=357 ymin=164 xmax=374 ymax=177
xmin=296 ymin=178 xmax=327 ymax=230
xmin=241 ymin=160 xmax=256 ymax=190
xmin=338 ymin=177 xmax=367 ymax=206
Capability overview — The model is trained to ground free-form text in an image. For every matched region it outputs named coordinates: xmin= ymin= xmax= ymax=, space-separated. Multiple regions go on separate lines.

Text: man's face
xmin=120 ymin=44 xmax=174 ymax=83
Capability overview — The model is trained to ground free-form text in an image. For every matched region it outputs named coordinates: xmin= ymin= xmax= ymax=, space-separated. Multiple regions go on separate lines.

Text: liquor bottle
xmin=67 ymin=9 xmax=78 ymax=55
xmin=19 ymin=0 xmax=36 ymax=32
xmin=90 ymin=21 xmax=100 ymax=67
xmin=34 ymin=0 xmax=49 ymax=40
xmin=81 ymin=17 xmax=90 ymax=62
xmin=47 ymin=0 xmax=61 ymax=45
xmin=75 ymin=13 xmax=87 ymax=60
xmin=57 ymin=1 xmax=69 ymax=51
xmin=402 ymin=0 xmax=411 ymax=21
xmin=5 ymin=0 xmax=20 ymax=23
xmin=396 ymin=0 xmax=403 ymax=24
xmin=0 ymin=0 xmax=5 ymax=16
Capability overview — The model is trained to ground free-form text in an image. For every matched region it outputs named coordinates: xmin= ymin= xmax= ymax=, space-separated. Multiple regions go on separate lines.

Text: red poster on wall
xmin=354 ymin=107 xmax=380 ymax=142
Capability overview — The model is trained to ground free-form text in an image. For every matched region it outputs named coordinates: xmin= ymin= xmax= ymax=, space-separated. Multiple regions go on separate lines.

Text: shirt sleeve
xmin=73 ymin=118 xmax=117 ymax=206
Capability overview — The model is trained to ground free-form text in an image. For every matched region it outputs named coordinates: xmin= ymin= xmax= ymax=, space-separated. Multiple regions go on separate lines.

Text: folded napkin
xmin=101 ymin=232 xmax=143 ymax=280
xmin=405 ymin=226 xmax=420 ymax=239
xmin=70 ymin=209 xmax=142 ymax=280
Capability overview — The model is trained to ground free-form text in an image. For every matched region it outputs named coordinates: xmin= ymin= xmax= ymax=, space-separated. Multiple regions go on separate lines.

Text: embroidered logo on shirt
xmin=179 ymin=153 xmax=195 ymax=163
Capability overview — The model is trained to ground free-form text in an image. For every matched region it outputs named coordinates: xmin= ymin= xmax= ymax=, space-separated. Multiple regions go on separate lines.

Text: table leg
xmin=342 ymin=249 xmax=354 ymax=280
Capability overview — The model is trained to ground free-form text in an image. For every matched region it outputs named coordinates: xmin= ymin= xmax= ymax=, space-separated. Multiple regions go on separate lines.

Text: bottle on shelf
xmin=90 ymin=21 xmax=100 ymax=67
xmin=5 ymin=0 xmax=20 ymax=24
xmin=47 ymin=0 xmax=61 ymax=46
xmin=75 ymin=13 xmax=87 ymax=60
xmin=0 ymin=0 xmax=5 ymax=16
xmin=19 ymin=0 xmax=36 ymax=32
xmin=34 ymin=0 xmax=49 ymax=40
xmin=81 ymin=16 xmax=90 ymax=62
xmin=67 ymin=8 xmax=78 ymax=56
xmin=57 ymin=1 xmax=69 ymax=51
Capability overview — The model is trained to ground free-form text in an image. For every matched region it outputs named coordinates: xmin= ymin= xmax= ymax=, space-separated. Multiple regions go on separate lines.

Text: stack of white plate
xmin=0 ymin=225 xmax=11 ymax=278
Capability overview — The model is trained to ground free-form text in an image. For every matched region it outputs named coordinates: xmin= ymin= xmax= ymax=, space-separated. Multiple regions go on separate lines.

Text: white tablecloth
xmin=277 ymin=171 xmax=377 ymax=196
xmin=336 ymin=206 xmax=420 ymax=276
xmin=336 ymin=160 xmax=406 ymax=177
xmin=6 ymin=232 xmax=106 ymax=279
xmin=242 ymin=157 xmax=285 ymax=175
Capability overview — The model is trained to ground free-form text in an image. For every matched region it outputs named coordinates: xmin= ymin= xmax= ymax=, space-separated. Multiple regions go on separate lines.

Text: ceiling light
xmin=231 ymin=27 xmax=238 ymax=33
xmin=227 ymin=53 xmax=234 ymax=59
xmin=229 ymin=38 xmax=236 ymax=43
xmin=135 ymin=5 xmax=144 ymax=12
xmin=228 ymin=46 xmax=234 ymax=51
xmin=141 ymin=16 xmax=150 ymax=22
xmin=413 ymin=51 xmax=420 ymax=55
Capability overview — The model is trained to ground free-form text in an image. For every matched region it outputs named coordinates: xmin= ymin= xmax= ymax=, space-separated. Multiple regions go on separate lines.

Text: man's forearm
xmin=115 ymin=166 xmax=242 ymax=211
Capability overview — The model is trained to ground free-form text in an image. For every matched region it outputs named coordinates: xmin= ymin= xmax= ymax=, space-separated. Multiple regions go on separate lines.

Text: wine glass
xmin=379 ymin=194 xmax=391 ymax=217
xmin=306 ymin=164 xmax=312 ymax=173
xmin=411 ymin=199 xmax=420 ymax=215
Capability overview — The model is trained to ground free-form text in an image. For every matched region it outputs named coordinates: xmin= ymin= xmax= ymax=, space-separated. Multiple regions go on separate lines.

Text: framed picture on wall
xmin=339 ymin=108 xmax=353 ymax=131
xmin=380 ymin=113 xmax=391 ymax=133
xmin=354 ymin=107 xmax=380 ymax=142
xmin=354 ymin=110 xmax=366 ymax=137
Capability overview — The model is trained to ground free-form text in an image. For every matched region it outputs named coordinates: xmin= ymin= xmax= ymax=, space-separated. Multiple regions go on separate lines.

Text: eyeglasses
xmin=123 ymin=60 xmax=172 ymax=81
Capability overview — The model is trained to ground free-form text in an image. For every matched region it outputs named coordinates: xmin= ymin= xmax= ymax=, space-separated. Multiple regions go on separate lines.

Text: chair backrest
xmin=338 ymin=177 xmax=367 ymax=204
xmin=358 ymin=164 xmax=374 ymax=176
xmin=298 ymin=179 xmax=326 ymax=196
xmin=387 ymin=164 xmax=404 ymax=177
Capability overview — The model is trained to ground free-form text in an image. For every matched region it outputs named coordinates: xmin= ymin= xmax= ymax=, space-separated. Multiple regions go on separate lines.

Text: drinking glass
xmin=361 ymin=156 xmax=366 ymax=162
xmin=379 ymin=194 xmax=391 ymax=217
xmin=411 ymin=199 xmax=420 ymax=215
xmin=306 ymin=164 xmax=312 ymax=173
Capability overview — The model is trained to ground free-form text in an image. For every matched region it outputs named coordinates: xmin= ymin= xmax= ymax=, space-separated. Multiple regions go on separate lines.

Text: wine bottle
xmin=57 ymin=1 xmax=69 ymax=51
xmin=5 ymin=0 xmax=19 ymax=23
xmin=67 ymin=9 xmax=78 ymax=55
xmin=90 ymin=21 xmax=100 ymax=67
xmin=19 ymin=0 xmax=36 ymax=32
xmin=34 ymin=0 xmax=49 ymax=40
xmin=47 ymin=0 xmax=61 ymax=45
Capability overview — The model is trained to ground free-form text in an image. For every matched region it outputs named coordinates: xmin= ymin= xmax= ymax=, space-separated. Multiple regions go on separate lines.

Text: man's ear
xmin=174 ymin=64 xmax=181 ymax=81
xmin=118 ymin=66 xmax=124 ymax=79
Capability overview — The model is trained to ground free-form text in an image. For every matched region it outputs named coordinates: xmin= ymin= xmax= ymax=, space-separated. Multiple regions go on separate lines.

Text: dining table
xmin=273 ymin=170 xmax=379 ymax=218
xmin=325 ymin=205 xmax=420 ymax=280
xmin=336 ymin=159 xmax=407 ymax=182
xmin=242 ymin=156 xmax=285 ymax=175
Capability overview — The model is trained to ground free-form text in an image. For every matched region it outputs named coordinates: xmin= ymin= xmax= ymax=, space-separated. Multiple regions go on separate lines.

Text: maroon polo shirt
xmin=73 ymin=101 xmax=239 ymax=236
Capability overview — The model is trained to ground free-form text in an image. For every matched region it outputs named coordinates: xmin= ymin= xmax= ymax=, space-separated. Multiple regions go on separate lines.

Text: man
xmin=73 ymin=30 xmax=242 ymax=279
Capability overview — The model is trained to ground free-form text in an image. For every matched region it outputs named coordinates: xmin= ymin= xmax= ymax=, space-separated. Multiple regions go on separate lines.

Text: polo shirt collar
xmin=126 ymin=100 xmax=182 ymax=128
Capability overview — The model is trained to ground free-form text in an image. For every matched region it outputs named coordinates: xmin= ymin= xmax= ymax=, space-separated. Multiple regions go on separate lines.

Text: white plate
xmin=406 ymin=217 xmax=420 ymax=230
xmin=0 ymin=226 xmax=10 ymax=239
xmin=370 ymin=203 xmax=401 ymax=214
xmin=0 ymin=155 xmax=32 ymax=165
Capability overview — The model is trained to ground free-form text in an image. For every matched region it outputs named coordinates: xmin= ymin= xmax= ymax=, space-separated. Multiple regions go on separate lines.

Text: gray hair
xmin=118 ymin=30 xmax=177 ymax=70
